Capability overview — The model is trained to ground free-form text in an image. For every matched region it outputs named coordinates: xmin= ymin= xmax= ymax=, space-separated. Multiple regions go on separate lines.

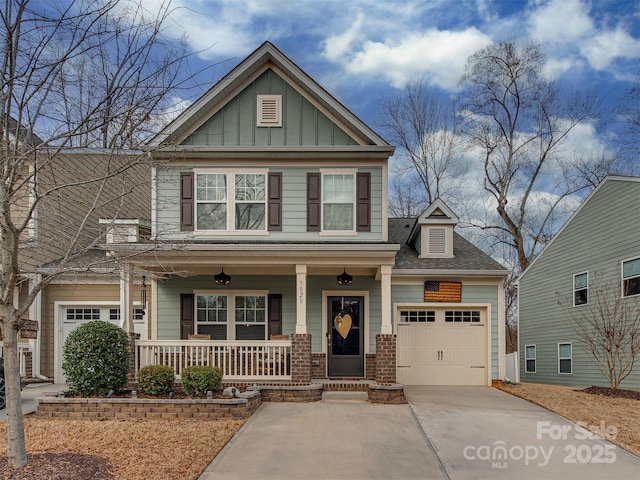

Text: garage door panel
xmin=396 ymin=308 xmax=487 ymax=386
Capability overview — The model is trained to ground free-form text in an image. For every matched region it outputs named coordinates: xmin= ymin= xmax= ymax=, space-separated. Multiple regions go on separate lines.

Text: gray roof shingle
xmin=388 ymin=218 xmax=508 ymax=272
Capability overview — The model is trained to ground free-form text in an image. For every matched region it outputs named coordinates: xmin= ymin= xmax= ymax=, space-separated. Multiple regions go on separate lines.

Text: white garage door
xmin=396 ymin=309 xmax=487 ymax=386
xmin=56 ymin=306 xmax=146 ymax=382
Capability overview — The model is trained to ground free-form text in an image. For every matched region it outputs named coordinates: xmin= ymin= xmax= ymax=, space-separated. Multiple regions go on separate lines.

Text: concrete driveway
xmin=405 ymin=386 xmax=640 ymax=480
xmin=200 ymin=400 xmax=446 ymax=480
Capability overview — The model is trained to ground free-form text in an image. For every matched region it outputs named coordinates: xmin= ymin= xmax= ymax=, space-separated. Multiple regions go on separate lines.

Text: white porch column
xmin=120 ymin=269 xmax=135 ymax=334
xmin=380 ymin=265 xmax=393 ymax=334
xmin=295 ymin=264 xmax=307 ymax=334
xmin=28 ymin=274 xmax=43 ymax=378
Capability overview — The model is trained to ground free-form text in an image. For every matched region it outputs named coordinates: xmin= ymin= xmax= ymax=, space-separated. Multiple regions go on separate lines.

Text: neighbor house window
xmin=322 ymin=173 xmax=354 ymax=231
xmin=525 ymin=345 xmax=536 ymax=373
xmin=195 ymin=172 xmax=266 ymax=231
xmin=196 ymin=295 xmax=228 ymax=340
xmin=558 ymin=343 xmax=572 ymax=374
xmin=66 ymin=308 xmax=100 ymax=320
xmin=573 ymin=272 xmax=588 ymax=306
xmin=622 ymin=257 xmax=640 ymax=297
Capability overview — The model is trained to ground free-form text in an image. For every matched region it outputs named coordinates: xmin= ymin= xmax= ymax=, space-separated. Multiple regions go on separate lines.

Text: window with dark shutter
xmin=356 ymin=172 xmax=370 ymax=232
xmin=268 ymin=172 xmax=282 ymax=231
xmin=307 ymin=173 xmax=321 ymax=231
xmin=180 ymin=294 xmax=195 ymax=339
xmin=268 ymin=294 xmax=283 ymax=337
xmin=180 ymin=172 xmax=194 ymax=231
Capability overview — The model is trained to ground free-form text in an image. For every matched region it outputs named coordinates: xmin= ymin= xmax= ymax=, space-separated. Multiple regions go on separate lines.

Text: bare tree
xmin=567 ymin=278 xmax=640 ymax=390
xmin=387 ymin=176 xmax=429 ymax=218
xmin=458 ymin=41 xmax=603 ymax=273
xmin=1 ymin=0 xmax=191 ymax=468
xmin=378 ymin=81 xmax=466 ymax=208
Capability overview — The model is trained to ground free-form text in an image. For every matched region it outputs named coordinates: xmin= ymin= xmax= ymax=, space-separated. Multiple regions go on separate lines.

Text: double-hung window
xmin=322 ymin=173 xmax=354 ymax=231
xmin=194 ymin=293 xmax=267 ymax=340
xmin=573 ymin=272 xmax=588 ymax=306
xmin=558 ymin=343 xmax=572 ymax=374
xmin=195 ymin=171 xmax=266 ymax=232
xmin=525 ymin=345 xmax=536 ymax=373
xmin=622 ymin=257 xmax=640 ymax=297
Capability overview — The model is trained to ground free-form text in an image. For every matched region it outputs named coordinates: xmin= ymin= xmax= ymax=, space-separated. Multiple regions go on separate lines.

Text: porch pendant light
xmin=214 ymin=268 xmax=231 ymax=286
xmin=337 ymin=268 xmax=353 ymax=286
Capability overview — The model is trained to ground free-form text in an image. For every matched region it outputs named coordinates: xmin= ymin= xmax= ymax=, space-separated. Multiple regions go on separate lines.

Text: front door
xmin=327 ymin=296 xmax=364 ymax=377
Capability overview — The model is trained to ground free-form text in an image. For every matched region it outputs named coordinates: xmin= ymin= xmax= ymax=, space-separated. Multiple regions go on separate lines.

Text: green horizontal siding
xmin=155 ymin=165 xmax=384 ymax=242
xmin=519 ymin=179 xmax=640 ymax=388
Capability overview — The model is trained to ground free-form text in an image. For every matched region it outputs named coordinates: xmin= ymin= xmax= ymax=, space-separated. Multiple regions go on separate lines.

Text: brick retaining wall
xmin=249 ymin=383 xmax=322 ymax=402
xmin=368 ymin=384 xmax=406 ymax=404
xmin=35 ymin=390 xmax=261 ymax=420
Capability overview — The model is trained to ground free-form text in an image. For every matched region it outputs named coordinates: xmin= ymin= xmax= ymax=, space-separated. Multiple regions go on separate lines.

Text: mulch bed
xmin=0 ymin=453 xmax=113 ymax=479
xmin=579 ymin=385 xmax=640 ymax=400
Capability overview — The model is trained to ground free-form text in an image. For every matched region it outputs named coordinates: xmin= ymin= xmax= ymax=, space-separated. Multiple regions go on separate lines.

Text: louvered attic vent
xmin=257 ymin=95 xmax=282 ymax=127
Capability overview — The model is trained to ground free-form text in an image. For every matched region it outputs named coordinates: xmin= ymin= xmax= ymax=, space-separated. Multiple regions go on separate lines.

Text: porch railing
xmin=135 ymin=340 xmax=292 ymax=381
xmin=0 ymin=342 xmax=31 ymax=377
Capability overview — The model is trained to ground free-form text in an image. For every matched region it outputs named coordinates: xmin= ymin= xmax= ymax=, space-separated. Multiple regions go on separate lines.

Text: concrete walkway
xmin=0 ymin=383 xmax=65 ymax=421
xmin=200 ymin=400 xmax=446 ymax=480
xmin=405 ymin=386 xmax=640 ymax=480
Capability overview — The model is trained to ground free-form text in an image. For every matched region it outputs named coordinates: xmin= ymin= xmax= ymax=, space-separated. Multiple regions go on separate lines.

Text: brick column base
xmin=291 ymin=334 xmax=312 ymax=384
xmin=375 ymin=334 xmax=396 ymax=385
xmin=128 ymin=332 xmax=141 ymax=383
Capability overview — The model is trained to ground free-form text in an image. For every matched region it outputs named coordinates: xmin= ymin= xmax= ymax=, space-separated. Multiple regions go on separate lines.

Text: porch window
xmin=196 ymin=295 xmax=228 ymax=340
xmin=235 ymin=295 xmax=267 ymax=340
xmin=622 ymin=257 xmax=640 ymax=297
xmin=195 ymin=172 xmax=266 ymax=231
xmin=322 ymin=173 xmax=354 ymax=231
xmin=573 ymin=272 xmax=588 ymax=306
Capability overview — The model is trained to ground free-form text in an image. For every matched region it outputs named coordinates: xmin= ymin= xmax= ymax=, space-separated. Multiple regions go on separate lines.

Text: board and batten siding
xmin=154 ymin=165 xmax=383 ymax=242
xmin=181 ymin=69 xmax=359 ymax=147
xmin=391 ymin=283 xmax=501 ymax=380
xmin=519 ymin=178 xmax=640 ymax=388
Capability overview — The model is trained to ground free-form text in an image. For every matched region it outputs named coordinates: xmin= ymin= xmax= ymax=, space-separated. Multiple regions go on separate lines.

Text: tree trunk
xmin=2 ymin=309 xmax=27 ymax=468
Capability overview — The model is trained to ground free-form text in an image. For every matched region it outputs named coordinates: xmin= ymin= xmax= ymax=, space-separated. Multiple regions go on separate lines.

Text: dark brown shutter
xmin=268 ymin=172 xmax=282 ymax=231
xmin=307 ymin=173 xmax=321 ymax=231
xmin=180 ymin=172 xmax=194 ymax=231
xmin=268 ymin=294 xmax=282 ymax=337
xmin=356 ymin=172 xmax=371 ymax=232
xmin=180 ymin=294 xmax=195 ymax=339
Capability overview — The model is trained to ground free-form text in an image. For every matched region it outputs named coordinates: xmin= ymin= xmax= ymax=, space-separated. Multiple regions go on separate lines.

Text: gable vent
xmin=257 ymin=95 xmax=282 ymax=127
xmin=428 ymin=227 xmax=447 ymax=255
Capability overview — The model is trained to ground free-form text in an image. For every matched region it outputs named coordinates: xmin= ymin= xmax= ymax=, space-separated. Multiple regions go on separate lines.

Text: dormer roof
xmin=407 ymin=198 xmax=459 ymax=245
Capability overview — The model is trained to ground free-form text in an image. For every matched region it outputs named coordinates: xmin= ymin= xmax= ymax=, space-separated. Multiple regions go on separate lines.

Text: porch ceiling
xmin=112 ymin=243 xmax=399 ymax=277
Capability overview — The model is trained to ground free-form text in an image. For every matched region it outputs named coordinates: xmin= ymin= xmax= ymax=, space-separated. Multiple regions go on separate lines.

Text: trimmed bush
xmin=62 ymin=320 xmax=129 ymax=397
xmin=181 ymin=365 xmax=222 ymax=397
xmin=138 ymin=365 xmax=175 ymax=396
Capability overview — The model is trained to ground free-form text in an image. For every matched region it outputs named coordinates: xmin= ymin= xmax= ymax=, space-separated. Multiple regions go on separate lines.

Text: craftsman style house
xmin=518 ymin=176 xmax=640 ymax=389
xmin=101 ymin=42 xmax=508 ymax=387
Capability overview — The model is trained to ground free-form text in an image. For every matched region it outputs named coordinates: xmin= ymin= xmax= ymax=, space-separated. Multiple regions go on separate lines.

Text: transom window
xmin=622 ymin=257 xmax=640 ymax=298
xmin=195 ymin=293 xmax=266 ymax=340
xmin=400 ymin=310 xmax=435 ymax=322
xmin=525 ymin=345 xmax=536 ymax=373
xmin=558 ymin=343 xmax=572 ymax=374
xmin=573 ymin=272 xmax=588 ymax=306
xmin=445 ymin=310 xmax=481 ymax=322
xmin=66 ymin=308 xmax=100 ymax=320
xmin=323 ymin=173 xmax=354 ymax=231
xmin=109 ymin=308 xmax=146 ymax=321
xmin=196 ymin=172 xmax=266 ymax=231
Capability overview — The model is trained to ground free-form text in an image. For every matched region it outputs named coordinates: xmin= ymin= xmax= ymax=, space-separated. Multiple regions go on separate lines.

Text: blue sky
xmin=143 ymin=0 xmax=640 ymax=146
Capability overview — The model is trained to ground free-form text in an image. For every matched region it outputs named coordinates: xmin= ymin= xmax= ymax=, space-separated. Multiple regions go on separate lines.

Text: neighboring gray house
xmin=106 ymin=42 xmax=509 ymax=387
xmin=518 ymin=176 xmax=640 ymax=388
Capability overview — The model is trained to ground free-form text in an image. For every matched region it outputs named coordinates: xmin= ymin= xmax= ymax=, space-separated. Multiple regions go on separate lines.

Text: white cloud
xmin=528 ymin=0 xmax=593 ymax=45
xmin=581 ymin=26 xmax=640 ymax=70
xmin=340 ymin=29 xmax=492 ymax=90
xmin=322 ymin=12 xmax=365 ymax=62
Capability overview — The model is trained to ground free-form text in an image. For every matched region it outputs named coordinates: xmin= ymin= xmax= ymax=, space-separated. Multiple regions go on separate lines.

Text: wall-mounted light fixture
xmin=214 ymin=268 xmax=231 ymax=286
xmin=337 ymin=268 xmax=353 ymax=286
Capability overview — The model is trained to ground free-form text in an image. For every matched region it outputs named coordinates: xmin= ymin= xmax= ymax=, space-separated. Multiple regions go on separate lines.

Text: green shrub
xmin=138 ymin=365 xmax=175 ymax=396
xmin=62 ymin=320 xmax=129 ymax=397
xmin=181 ymin=365 xmax=222 ymax=397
